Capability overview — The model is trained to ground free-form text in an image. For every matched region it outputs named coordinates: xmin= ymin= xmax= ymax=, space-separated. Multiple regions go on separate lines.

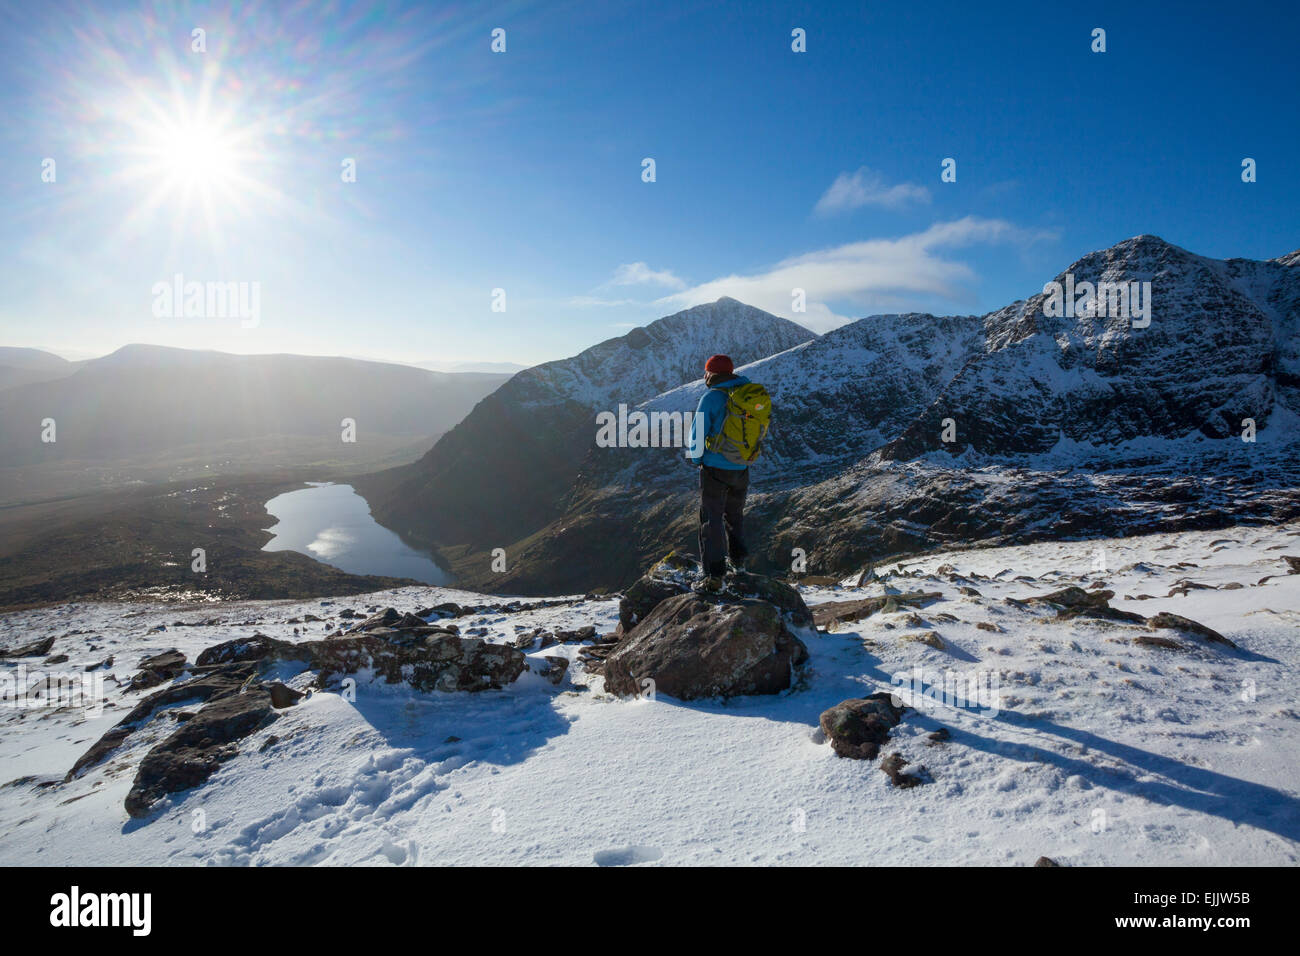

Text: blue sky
xmin=0 ymin=0 xmax=1296 ymax=365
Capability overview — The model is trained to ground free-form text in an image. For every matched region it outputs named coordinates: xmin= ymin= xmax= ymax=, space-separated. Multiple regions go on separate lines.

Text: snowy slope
xmin=3 ymin=521 xmax=1298 ymax=866
xmin=511 ymin=296 xmax=814 ymax=410
xmin=588 ymin=312 xmax=986 ymax=490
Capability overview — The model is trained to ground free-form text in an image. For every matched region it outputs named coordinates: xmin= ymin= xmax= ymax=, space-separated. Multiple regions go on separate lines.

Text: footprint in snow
xmin=593 ymin=845 xmax=664 ymax=867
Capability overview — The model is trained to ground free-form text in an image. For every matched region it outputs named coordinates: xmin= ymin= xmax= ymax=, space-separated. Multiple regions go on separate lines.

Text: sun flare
xmin=150 ymin=119 xmax=239 ymax=188
xmin=113 ymin=96 xmax=276 ymax=249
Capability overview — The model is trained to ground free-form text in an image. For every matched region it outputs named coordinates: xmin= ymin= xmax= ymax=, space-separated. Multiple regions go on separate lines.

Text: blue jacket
xmin=686 ymin=374 xmax=751 ymax=470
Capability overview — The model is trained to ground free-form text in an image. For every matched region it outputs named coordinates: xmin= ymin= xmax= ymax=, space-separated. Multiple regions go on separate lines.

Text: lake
xmin=262 ymin=482 xmax=453 ymax=586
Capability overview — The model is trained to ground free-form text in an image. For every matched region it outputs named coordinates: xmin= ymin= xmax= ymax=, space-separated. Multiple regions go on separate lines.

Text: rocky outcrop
xmin=603 ymin=592 xmax=808 ymax=700
xmin=66 ymin=664 xmax=261 ymax=782
xmin=126 ymin=649 xmax=188 ymax=691
xmin=1147 ymin=612 xmax=1236 ymax=648
xmin=0 ymin=636 xmax=55 ymax=658
xmin=124 ymin=686 xmax=279 ymax=818
xmin=196 ymin=628 xmax=526 ymax=693
xmin=812 ymin=591 xmax=942 ymax=629
xmin=70 ymin=622 xmax=530 ymax=817
xmin=1031 ymin=587 xmax=1114 ymax=609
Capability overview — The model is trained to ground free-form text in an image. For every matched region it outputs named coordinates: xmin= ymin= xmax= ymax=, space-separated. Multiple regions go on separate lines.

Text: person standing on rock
xmin=685 ymin=354 xmax=772 ymax=593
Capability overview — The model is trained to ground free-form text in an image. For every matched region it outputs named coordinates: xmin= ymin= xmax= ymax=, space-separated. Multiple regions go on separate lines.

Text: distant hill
xmin=0 ymin=345 xmax=511 ymax=504
xmin=0 ymin=347 xmax=76 ymax=392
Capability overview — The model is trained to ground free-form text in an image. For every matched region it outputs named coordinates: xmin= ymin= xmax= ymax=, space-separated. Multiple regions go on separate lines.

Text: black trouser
xmin=698 ymin=464 xmax=749 ymax=576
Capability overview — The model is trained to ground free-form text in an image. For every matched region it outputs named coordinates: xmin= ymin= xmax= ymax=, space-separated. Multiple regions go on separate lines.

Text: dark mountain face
xmin=412 ymin=236 xmax=1300 ymax=594
xmin=355 ymin=298 xmax=815 ymax=557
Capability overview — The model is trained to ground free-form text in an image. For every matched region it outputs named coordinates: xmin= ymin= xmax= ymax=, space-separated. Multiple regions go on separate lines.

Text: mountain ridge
xmin=384 ymin=234 xmax=1300 ymax=594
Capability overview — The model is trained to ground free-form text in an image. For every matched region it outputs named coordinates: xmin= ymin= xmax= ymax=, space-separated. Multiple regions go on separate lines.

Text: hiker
xmin=685 ymin=354 xmax=771 ymax=593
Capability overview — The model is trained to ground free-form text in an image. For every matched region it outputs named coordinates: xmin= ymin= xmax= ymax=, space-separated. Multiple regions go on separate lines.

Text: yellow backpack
xmin=705 ymin=383 xmax=771 ymax=465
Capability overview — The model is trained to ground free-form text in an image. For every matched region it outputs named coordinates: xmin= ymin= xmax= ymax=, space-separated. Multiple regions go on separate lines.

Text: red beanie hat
xmin=704 ymin=354 xmax=734 ymax=375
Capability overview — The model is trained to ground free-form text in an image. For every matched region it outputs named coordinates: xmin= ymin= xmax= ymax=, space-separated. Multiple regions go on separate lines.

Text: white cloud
xmin=814 ymin=167 xmax=930 ymax=215
xmin=565 ymin=295 xmax=642 ymax=307
xmin=655 ymin=217 xmax=1055 ymax=333
xmin=608 ymin=261 xmax=685 ymax=289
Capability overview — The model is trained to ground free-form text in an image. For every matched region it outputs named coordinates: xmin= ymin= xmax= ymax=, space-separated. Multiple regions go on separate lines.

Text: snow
xmin=2 ymin=522 xmax=1299 ymax=866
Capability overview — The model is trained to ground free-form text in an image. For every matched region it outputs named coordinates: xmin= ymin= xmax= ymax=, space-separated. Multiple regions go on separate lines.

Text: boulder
xmin=819 ymin=693 xmax=906 ymax=759
xmin=534 ymin=656 xmax=569 ymax=686
xmin=1055 ymin=603 xmax=1147 ymax=624
xmin=726 ymin=572 xmax=815 ymax=627
xmin=618 ymin=556 xmax=695 ymax=633
xmin=196 ymin=634 xmax=302 ymax=667
xmin=603 ymin=593 xmax=808 ymax=700
xmin=352 ymin=607 xmax=403 ymax=632
xmin=1029 ymin=587 xmax=1146 ymax=624
xmin=618 ymin=552 xmax=813 ymax=633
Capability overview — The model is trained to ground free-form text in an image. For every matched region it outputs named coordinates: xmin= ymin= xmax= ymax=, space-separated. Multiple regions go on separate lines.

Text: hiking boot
xmin=692 ymin=574 xmax=724 ymax=594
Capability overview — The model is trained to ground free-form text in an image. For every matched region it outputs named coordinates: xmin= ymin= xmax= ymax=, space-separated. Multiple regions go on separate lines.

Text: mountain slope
xmin=356 ymin=298 xmax=814 ymax=556
xmin=476 ymin=236 xmax=1300 ymax=593
xmin=881 ymin=235 xmax=1295 ymax=460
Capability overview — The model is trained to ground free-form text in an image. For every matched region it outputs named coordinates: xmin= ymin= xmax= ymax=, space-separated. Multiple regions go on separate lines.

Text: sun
xmin=152 ymin=119 xmax=238 ymax=187
xmin=144 ymin=115 xmax=242 ymax=190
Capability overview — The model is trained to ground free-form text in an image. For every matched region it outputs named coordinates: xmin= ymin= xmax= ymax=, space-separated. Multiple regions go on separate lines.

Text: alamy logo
xmin=151 ymin=273 xmax=260 ymax=328
xmin=2 ymin=666 xmax=104 ymax=717
xmin=49 ymin=886 xmax=151 ymax=936
xmin=1041 ymin=273 xmax=1151 ymax=328
xmin=595 ymin=405 xmax=701 ymax=453
xmin=890 ymin=665 xmax=1001 ymax=717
